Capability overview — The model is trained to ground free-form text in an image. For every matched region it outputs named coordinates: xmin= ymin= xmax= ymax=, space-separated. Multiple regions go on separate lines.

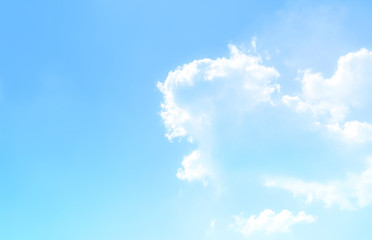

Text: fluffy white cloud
xmin=176 ymin=150 xmax=209 ymax=184
xmin=230 ymin=209 xmax=315 ymax=238
xmin=157 ymin=44 xmax=280 ymax=141
xmin=265 ymin=159 xmax=372 ymax=210
xmin=326 ymin=121 xmax=372 ymax=143
xmin=158 ymin=46 xmax=372 ymax=184
xmin=282 ymin=48 xmax=372 ymax=142
xmin=157 ymin=44 xmax=280 ymax=182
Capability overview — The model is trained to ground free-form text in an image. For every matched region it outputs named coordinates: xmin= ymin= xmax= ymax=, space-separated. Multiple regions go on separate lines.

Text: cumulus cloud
xmin=326 ymin=121 xmax=372 ymax=143
xmin=157 ymin=44 xmax=280 ymax=182
xmin=158 ymin=45 xmax=372 ymax=184
xmin=265 ymin=159 xmax=372 ymax=210
xmin=230 ymin=209 xmax=315 ymax=238
xmin=176 ymin=150 xmax=209 ymax=184
xmin=282 ymin=48 xmax=372 ymax=143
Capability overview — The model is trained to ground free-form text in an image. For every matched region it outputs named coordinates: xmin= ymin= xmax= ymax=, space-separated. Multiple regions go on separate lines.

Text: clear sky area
xmin=1 ymin=0 xmax=372 ymax=239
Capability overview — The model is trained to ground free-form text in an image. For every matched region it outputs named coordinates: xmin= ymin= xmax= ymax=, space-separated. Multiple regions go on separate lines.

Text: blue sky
xmin=1 ymin=0 xmax=372 ymax=239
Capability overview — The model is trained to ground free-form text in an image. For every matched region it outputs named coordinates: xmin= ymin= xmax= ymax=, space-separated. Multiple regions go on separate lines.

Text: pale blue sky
xmin=1 ymin=0 xmax=372 ymax=239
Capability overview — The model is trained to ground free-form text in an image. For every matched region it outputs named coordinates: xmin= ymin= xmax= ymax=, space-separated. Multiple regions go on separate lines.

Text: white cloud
xmin=176 ymin=150 xmax=209 ymax=184
xmin=210 ymin=219 xmax=216 ymax=228
xmin=282 ymin=48 xmax=372 ymax=143
xmin=326 ymin=121 xmax=372 ymax=143
xmin=158 ymin=46 xmax=372 ymax=185
xmin=230 ymin=209 xmax=315 ymax=238
xmin=206 ymin=218 xmax=218 ymax=236
xmin=157 ymin=44 xmax=280 ymax=182
xmin=265 ymin=159 xmax=372 ymax=210
xmin=251 ymin=37 xmax=257 ymax=53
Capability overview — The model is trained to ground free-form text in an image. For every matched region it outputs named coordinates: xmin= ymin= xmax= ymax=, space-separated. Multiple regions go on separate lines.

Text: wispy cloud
xmin=230 ymin=209 xmax=315 ymax=238
xmin=265 ymin=159 xmax=372 ymax=210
